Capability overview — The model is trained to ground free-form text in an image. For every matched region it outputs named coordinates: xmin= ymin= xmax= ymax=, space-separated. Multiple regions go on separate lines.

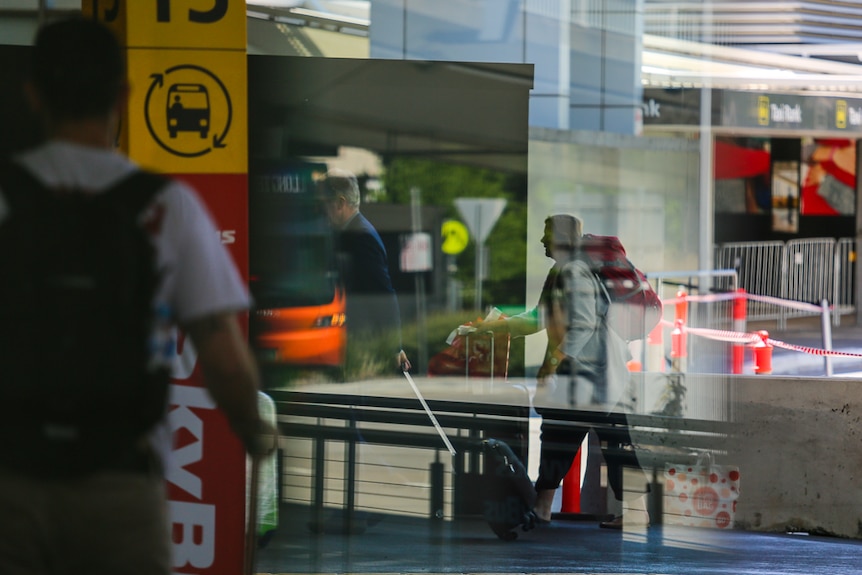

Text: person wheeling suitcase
xmin=478 ymin=214 xmax=650 ymax=528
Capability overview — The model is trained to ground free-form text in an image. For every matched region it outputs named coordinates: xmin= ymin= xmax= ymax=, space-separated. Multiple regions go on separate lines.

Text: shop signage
xmin=641 ymin=88 xmax=704 ymax=127
xmin=643 ymin=88 xmax=862 ymax=134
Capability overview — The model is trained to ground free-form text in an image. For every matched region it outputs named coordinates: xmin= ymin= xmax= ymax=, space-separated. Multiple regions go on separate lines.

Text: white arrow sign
xmin=454 ymin=198 xmax=507 ymax=310
xmin=455 ymin=198 xmax=507 ymax=244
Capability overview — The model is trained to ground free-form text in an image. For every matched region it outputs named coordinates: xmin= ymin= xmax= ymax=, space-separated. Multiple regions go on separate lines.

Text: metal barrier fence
xmin=714 ymin=237 xmax=856 ymax=327
xmin=835 ymin=238 xmax=856 ymax=319
xmin=714 ymin=241 xmax=785 ymax=323
xmin=783 ymin=238 xmax=835 ymax=324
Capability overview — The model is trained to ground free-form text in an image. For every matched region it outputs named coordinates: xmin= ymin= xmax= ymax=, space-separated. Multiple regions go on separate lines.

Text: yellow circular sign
xmin=441 ymin=220 xmax=470 ymax=255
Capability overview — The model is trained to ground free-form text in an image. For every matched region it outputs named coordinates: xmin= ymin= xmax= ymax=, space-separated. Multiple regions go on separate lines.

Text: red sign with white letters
xmin=165 ymin=173 xmax=248 ymax=575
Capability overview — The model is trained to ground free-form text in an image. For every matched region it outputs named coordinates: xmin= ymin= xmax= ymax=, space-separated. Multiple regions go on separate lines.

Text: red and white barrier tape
xmin=766 ymin=339 xmax=862 ymax=359
xmin=658 ymin=318 xmax=862 ymax=358
xmin=683 ymin=325 xmax=762 ymax=345
xmin=661 ymin=291 xmax=828 ymax=313
xmin=741 ymin=293 xmax=826 ymax=314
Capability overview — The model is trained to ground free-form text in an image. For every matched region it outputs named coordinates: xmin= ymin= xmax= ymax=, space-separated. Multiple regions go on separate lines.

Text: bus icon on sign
xmin=167 ymin=83 xmax=210 ymax=139
xmin=145 ymin=63 xmax=233 ymax=158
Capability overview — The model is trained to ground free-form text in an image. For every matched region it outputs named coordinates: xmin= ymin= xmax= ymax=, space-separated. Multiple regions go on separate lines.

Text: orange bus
xmin=249 ymin=163 xmax=346 ymax=381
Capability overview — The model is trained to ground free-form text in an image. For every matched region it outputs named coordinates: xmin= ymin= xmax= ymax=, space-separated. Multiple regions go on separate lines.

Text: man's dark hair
xmin=30 ymin=17 xmax=124 ymax=121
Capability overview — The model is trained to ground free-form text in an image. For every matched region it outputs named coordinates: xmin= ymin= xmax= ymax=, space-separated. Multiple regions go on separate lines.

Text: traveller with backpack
xmin=479 ymin=214 xmax=652 ymax=528
xmin=0 ymin=17 xmax=276 ymax=574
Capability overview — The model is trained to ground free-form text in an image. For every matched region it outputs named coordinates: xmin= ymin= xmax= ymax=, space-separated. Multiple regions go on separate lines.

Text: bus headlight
xmin=314 ymin=313 xmax=345 ymax=328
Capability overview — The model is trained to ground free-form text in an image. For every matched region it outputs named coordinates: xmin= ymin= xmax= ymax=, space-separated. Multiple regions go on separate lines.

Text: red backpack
xmin=577 ymin=234 xmax=663 ymax=341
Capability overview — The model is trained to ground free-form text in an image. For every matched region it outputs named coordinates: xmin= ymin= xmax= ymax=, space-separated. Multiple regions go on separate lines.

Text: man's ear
xmin=23 ymin=80 xmax=42 ymax=114
xmin=115 ymin=81 xmax=131 ymax=116
xmin=108 ymin=81 xmax=131 ymax=149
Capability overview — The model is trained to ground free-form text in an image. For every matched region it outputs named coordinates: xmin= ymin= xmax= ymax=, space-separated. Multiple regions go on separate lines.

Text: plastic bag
xmin=663 ymin=456 xmax=740 ymax=529
xmin=247 ymin=392 xmax=279 ymax=539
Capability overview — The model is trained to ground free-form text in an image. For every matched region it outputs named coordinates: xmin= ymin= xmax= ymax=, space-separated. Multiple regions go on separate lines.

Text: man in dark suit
xmin=319 ymin=169 xmax=411 ymax=372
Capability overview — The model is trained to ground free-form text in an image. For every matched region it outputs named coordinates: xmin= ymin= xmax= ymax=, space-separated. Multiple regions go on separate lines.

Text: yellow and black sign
xmin=84 ymin=0 xmax=246 ymax=50
xmin=127 ymin=50 xmax=247 ymax=173
xmin=441 ymin=220 xmax=470 ymax=255
xmin=84 ymin=0 xmax=247 ymax=174
xmin=757 ymin=95 xmax=770 ymax=126
xmin=836 ymin=100 xmax=848 ymax=129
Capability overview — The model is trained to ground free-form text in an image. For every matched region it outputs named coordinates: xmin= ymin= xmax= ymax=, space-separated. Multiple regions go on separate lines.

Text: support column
xmin=84 ymin=2 xmax=249 ymax=573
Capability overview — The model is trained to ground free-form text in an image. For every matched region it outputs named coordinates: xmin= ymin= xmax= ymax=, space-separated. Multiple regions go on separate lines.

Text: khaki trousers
xmin=0 ymin=467 xmax=170 ymax=575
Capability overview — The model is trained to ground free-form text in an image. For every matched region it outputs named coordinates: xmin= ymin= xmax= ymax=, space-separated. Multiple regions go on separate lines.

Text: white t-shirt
xmin=0 ymin=140 xmax=250 ymax=325
xmin=1 ymin=141 xmax=251 ymax=466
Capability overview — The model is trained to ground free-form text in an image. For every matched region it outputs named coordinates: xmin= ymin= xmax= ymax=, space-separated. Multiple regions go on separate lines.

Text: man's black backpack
xmin=0 ymin=162 xmax=171 ymax=475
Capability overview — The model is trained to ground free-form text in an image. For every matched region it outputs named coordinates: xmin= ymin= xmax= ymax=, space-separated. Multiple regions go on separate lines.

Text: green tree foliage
xmin=380 ymin=157 xmax=527 ymax=307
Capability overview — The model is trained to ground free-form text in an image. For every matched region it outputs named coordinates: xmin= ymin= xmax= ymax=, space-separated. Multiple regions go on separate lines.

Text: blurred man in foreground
xmin=0 ymin=17 xmax=275 ymax=574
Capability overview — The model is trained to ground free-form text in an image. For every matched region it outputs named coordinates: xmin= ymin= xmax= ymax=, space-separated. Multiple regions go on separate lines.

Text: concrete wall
xmin=618 ymin=372 xmax=862 ymax=538
xmin=730 ymin=375 xmax=862 ymax=538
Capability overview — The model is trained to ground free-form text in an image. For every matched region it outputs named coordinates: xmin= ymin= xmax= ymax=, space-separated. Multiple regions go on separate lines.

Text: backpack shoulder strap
xmin=103 ymin=169 xmax=169 ymax=213
xmin=0 ymin=161 xmax=168 ymax=212
xmin=0 ymin=160 xmax=50 ymax=211
xmin=565 ymin=257 xmax=611 ymax=320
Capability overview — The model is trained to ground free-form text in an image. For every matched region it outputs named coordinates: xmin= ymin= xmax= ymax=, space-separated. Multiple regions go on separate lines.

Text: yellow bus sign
xmin=84 ymin=0 xmax=246 ymax=50
xmin=126 ymin=49 xmax=247 ymax=173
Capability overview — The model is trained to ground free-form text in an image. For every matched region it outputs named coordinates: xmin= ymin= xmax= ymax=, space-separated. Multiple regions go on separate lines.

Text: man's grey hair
xmin=322 ymin=169 xmax=361 ymax=208
xmin=546 ymin=213 xmax=583 ymax=250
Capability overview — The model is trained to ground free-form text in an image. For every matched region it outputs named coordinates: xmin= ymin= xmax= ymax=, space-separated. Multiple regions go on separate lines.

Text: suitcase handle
xmin=402 ymin=370 xmax=457 ymax=456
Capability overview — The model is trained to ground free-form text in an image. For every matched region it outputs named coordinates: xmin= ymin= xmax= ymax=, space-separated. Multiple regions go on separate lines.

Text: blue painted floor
xmin=256 ymin=503 xmax=862 ymax=574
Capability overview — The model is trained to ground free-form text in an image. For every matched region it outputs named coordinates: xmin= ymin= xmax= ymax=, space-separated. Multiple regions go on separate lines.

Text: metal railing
xmin=714 ymin=241 xmax=785 ymax=323
xmin=715 ymin=237 xmax=856 ymax=327
xmin=270 ymin=390 xmax=530 ymax=522
xmin=835 ymin=238 xmax=856 ymax=320
xmin=783 ymin=238 xmax=835 ymax=324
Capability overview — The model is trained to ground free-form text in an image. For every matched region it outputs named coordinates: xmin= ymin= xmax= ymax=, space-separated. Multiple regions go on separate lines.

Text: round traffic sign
xmin=441 ymin=220 xmax=469 ymax=255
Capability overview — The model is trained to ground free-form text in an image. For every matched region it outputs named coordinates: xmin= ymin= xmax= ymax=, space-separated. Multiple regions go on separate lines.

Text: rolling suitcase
xmin=481 ymin=438 xmax=537 ymax=540
xmin=401 ymin=371 xmax=535 ymax=540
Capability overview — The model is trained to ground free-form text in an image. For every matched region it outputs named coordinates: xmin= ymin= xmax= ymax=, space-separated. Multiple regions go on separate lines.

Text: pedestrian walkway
xmin=256 ymin=502 xmax=862 ymax=575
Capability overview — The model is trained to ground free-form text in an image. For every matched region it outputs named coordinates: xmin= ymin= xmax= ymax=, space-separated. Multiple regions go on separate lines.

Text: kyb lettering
xmin=170 ymin=501 xmax=216 ymax=570
xmin=168 ymin=384 xmax=217 ymax=570
xmin=167 ymin=385 xmax=215 ymax=498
